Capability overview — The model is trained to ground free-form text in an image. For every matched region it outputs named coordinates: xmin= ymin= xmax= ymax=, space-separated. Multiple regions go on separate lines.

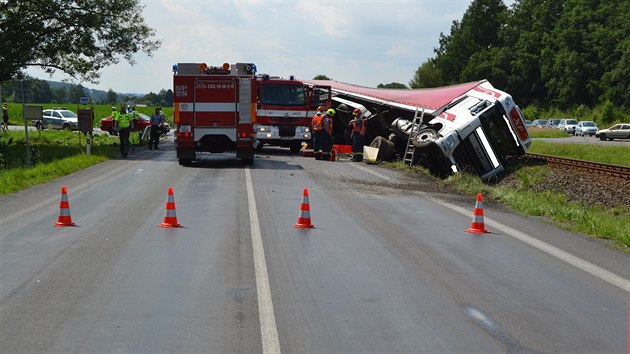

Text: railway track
xmin=523 ymin=153 xmax=630 ymax=180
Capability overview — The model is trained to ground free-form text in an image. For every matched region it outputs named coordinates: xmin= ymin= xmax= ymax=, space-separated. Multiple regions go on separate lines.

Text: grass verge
xmin=0 ymin=130 xmax=119 ymax=195
xmin=382 ymin=158 xmax=630 ymax=250
xmin=441 ymin=170 xmax=629 ymax=250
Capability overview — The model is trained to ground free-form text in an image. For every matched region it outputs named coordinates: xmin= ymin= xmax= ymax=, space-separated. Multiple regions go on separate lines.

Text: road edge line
xmin=354 ymin=164 xmax=630 ymax=293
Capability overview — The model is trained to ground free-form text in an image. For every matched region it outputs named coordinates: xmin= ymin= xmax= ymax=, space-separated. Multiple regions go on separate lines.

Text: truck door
xmin=193 ymin=77 xmax=238 ymax=128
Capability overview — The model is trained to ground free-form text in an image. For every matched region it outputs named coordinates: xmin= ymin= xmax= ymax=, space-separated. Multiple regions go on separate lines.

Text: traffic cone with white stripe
xmin=294 ymin=188 xmax=314 ymax=229
xmin=159 ymin=187 xmax=182 ymax=228
xmin=465 ymin=193 xmax=489 ymax=234
xmin=54 ymin=185 xmax=76 ymax=227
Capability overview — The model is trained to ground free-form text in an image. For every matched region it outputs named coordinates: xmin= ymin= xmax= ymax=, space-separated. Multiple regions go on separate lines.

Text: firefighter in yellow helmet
xmin=320 ymin=108 xmax=335 ymax=160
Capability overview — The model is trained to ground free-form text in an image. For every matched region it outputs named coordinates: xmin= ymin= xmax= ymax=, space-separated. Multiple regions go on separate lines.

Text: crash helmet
xmin=326 ymin=108 xmax=336 ymax=116
xmin=352 ymin=108 xmax=361 ymax=116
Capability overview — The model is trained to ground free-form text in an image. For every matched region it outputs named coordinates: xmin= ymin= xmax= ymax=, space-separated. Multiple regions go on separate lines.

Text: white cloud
xmin=28 ymin=0 xmax=505 ymax=94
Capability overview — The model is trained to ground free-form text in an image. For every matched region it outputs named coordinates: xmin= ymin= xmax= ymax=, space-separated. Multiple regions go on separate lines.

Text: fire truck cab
xmin=254 ymin=75 xmax=331 ymax=153
xmin=173 ymin=62 xmax=257 ymax=166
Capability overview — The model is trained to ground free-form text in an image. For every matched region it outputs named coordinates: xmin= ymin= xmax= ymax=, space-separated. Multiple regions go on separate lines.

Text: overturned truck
xmin=303 ymin=79 xmax=531 ymax=180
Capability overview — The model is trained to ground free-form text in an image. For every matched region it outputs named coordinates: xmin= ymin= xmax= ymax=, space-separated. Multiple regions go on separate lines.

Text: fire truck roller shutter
xmin=239 ymin=78 xmax=253 ymax=123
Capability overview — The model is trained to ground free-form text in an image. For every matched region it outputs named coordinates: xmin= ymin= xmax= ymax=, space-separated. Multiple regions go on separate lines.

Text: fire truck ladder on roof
xmin=403 ymin=107 xmax=425 ymax=167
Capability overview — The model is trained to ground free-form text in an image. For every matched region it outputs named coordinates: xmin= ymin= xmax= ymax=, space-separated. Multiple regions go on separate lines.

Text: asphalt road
xmin=1 ymin=141 xmax=628 ymax=353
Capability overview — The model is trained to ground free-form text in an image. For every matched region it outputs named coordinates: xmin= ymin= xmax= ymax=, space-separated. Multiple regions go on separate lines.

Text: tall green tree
xmin=409 ymin=60 xmax=445 ymax=88
xmin=433 ymin=0 xmax=509 ymax=84
xmin=106 ymin=89 xmax=118 ymax=105
xmin=66 ymin=84 xmax=86 ymax=103
xmin=377 ymin=82 xmax=407 ymax=89
xmin=0 ymin=0 xmax=160 ymax=83
xmin=31 ymin=79 xmax=53 ymax=103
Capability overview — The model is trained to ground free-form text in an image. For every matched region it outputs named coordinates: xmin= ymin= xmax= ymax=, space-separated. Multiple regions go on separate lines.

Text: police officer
xmin=113 ymin=104 xmax=134 ymax=157
xmin=348 ymin=108 xmax=365 ymax=162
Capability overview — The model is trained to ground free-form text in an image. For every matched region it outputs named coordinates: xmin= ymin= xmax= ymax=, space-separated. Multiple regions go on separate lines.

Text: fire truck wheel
xmin=370 ymin=136 xmax=395 ymax=162
xmin=290 ymin=143 xmax=301 ymax=154
xmin=178 ymin=159 xmax=192 ymax=166
xmin=411 ymin=129 xmax=438 ymax=150
xmin=242 ymin=158 xmax=254 ymax=165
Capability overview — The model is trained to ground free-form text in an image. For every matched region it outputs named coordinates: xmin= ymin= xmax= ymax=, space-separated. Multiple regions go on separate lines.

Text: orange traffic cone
xmin=54 ymin=185 xmax=76 ymax=227
xmin=466 ymin=193 xmax=489 ymax=234
xmin=294 ymin=188 xmax=314 ymax=228
xmin=159 ymin=187 xmax=182 ymax=228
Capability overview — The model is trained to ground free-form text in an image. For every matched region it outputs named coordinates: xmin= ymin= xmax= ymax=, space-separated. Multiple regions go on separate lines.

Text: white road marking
xmin=354 ymin=164 xmax=630 ymax=293
xmin=245 ymin=168 xmax=281 ymax=354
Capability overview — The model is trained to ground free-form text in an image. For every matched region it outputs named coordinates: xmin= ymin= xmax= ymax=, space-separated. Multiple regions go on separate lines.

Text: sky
xmin=29 ymin=0 xmax=514 ymax=95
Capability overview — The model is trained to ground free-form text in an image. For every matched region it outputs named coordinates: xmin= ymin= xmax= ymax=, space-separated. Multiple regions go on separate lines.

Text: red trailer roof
xmin=302 ymin=79 xmax=485 ymax=112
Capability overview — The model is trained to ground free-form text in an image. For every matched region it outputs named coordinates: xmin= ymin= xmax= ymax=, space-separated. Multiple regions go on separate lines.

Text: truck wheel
xmin=36 ymin=122 xmax=43 ymax=130
xmin=411 ymin=129 xmax=438 ymax=150
xmin=178 ymin=159 xmax=192 ymax=166
xmin=370 ymin=136 xmax=395 ymax=162
xmin=242 ymin=158 xmax=254 ymax=165
xmin=255 ymin=141 xmax=264 ymax=151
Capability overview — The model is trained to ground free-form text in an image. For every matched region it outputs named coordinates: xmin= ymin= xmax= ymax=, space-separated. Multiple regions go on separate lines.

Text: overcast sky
xmin=29 ymin=0 xmax=514 ymax=94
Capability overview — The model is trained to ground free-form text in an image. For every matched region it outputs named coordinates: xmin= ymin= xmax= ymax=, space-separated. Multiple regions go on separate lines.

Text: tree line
xmin=409 ymin=0 xmax=629 ymax=120
xmin=0 ymin=79 xmax=173 ymax=107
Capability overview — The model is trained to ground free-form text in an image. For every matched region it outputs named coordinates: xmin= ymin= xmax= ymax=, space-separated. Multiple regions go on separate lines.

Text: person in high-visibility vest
xmin=311 ymin=106 xmax=326 ymax=160
xmin=348 ymin=108 xmax=366 ymax=162
xmin=112 ymin=104 xmax=134 ymax=158
xmin=321 ymin=108 xmax=335 ymax=161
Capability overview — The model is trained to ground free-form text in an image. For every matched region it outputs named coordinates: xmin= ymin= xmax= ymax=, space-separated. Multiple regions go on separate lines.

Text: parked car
xmin=575 ymin=121 xmax=598 ymax=136
xmin=531 ymin=119 xmax=548 ymax=128
xmin=32 ymin=108 xmax=79 ymax=130
xmin=524 ymin=119 xmax=532 ymax=127
xmin=100 ymin=112 xmax=170 ymax=137
xmin=595 ymin=123 xmax=630 ymax=141
xmin=546 ymin=119 xmax=561 ymax=128
xmin=558 ymin=118 xmax=579 ymax=135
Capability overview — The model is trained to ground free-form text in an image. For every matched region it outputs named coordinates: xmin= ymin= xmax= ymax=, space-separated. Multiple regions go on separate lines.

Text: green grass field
xmin=2 ymin=102 xmax=174 ymax=127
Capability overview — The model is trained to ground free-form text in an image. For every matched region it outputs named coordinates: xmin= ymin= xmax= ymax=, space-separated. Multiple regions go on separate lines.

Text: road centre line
xmin=353 ymin=164 xmax=630 ymax=293
xmin=245 ymin=168 xmax=282 ymax=354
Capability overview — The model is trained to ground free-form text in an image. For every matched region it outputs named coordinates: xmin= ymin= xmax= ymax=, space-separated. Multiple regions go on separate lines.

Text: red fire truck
xmin=173 ymin=62 xmax=257 ymax=166
xmin=254 ymin=75 xmax=331 ymax=153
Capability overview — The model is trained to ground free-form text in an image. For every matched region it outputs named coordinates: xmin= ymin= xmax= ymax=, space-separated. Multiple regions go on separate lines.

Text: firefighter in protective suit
xmin=348 ymin=108 xmax=365 ymax=162
xmin=312 ymin=108 xmax=335 ymax=160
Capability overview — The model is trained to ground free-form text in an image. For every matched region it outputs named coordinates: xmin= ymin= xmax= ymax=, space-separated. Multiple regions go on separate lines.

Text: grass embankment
xmin=385 ymin=138 xmax=630 ymax=250
xmin=0 ymin=130 xmax=119 ymax=195
xmin=528 ymin=141 xmax=630 ymax=166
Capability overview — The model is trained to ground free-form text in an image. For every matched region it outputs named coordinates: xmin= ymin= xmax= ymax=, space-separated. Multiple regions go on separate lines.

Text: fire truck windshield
xmin=260 ymin=84 xmax=306 ymax=106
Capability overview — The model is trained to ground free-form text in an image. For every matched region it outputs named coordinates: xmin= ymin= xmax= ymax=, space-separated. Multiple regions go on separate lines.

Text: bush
xmin=600 ymin=100 xmax=616 ymax=125
xmin=522 ymin=105 xmax=539 ymax=120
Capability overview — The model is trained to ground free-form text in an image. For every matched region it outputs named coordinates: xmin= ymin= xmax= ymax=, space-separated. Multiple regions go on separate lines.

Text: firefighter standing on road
xmin=312 ymin=108 xmax=334 ymax=160
xmin=348 ymin=108 xmax=365 ymax=162
xmin=321 ymin=108 xmax=335 ymax=160
xmin=311 ymin=106 xmax=326 ymax=160
xmin=113 ymin=104 xmax=134 ymax=158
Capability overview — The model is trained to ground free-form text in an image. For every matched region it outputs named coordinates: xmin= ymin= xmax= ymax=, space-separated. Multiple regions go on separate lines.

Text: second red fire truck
xmin=254 ymin=75 xmax=331 ymax=153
